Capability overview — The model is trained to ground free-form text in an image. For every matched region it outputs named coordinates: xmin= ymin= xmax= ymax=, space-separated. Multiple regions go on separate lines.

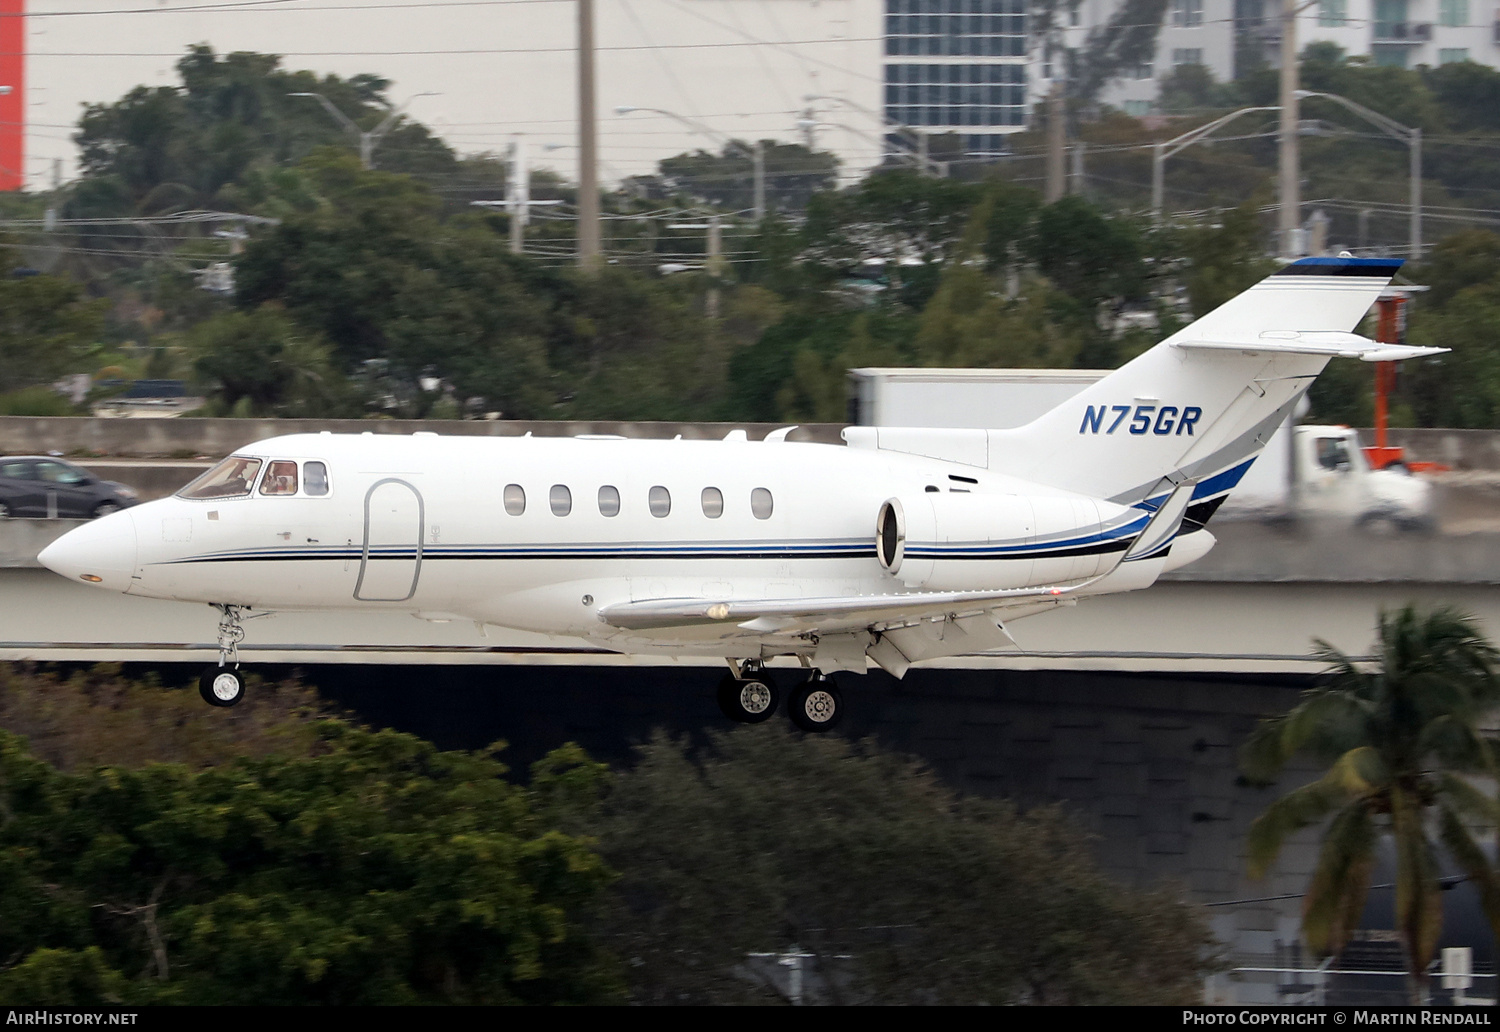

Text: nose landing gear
xmin=198 ymin=604 xmax=250 ymax=708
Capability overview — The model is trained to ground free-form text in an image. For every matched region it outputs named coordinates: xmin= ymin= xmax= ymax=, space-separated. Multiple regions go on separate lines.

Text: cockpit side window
xmin=259 ymin=460 xmax=299 ymax=496
xmin=178 ymin=456 xmax=264 ymax=500
xmin=304 ymin=461 xmax=330 ymax=496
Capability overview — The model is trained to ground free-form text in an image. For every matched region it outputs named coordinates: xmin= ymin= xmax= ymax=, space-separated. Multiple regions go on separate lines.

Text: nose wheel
xmin=199 ymin=667 xmax=246 ymax=707
xmin=199 ymin=604 xmax=254 ymax=708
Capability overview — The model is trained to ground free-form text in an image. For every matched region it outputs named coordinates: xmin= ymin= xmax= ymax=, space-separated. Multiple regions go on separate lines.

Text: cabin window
xmin=304 ymin=461 xmax=330 ymax=497
xmin=259 ymin=460 xmax=299 ymax=496
xmin=751 ymin=487 xmax=774 ymax=520
xmin=550 ymin=484 xmax=572 ymax=516
xmin=598 ymin=485 xmax=621 ymax=517
xmin=503 ymin=484 xmax=525 ymax=515
xmin=649 ymin=486 xmax=671 ymax=517
xmin=701 ymin=487 xmax=724 ymax=518
xmin=178 ymin=456 xmax=264 ymax=500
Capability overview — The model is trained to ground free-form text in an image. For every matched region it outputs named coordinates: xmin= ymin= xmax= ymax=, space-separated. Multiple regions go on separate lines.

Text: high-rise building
xmin=882 ymin=0 xmax=1031 ymax=160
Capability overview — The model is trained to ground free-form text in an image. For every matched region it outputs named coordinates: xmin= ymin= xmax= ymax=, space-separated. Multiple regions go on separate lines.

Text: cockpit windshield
xmin=178 ymin=456 xmax=264 ymax=499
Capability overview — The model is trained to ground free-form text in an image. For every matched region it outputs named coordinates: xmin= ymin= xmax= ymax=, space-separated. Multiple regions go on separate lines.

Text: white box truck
xmin=847 ymin=367 xmax=1434 ymax=529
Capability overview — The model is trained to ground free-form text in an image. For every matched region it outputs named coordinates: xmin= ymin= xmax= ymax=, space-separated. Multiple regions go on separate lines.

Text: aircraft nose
xmin=37 ymin=508 xmax=138 ymax=591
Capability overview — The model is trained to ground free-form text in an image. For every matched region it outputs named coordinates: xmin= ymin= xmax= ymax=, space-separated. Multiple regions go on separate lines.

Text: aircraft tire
xmin=787 ymin=676 xmax=843 ymax=734
xmin=199 ymin=667 xmax=246 ymax=708
xmin=717 ymin=673 xmax=779 ymax=724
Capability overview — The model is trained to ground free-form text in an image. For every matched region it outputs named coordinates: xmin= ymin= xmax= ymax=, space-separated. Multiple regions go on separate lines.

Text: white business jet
xmin=38 ymin=256 xmax=1440 ymax=731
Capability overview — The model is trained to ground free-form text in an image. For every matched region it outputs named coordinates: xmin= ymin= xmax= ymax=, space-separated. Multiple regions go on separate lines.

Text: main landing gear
xmin=198 ymin=604 xmax=248 ymax=708
xmin=717 ymin=661 xmax=844 ymax=733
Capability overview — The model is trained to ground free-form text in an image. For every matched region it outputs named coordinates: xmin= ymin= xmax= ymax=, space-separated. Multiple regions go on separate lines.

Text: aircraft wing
xmin=597 ymin=582 xmax=1081 ymax=636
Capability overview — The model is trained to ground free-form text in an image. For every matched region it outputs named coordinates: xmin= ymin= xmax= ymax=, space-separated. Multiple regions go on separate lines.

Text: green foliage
xmin=1176 ymin=200 xmax=1277 ymax=319
xmin=0 ymin=253 xmax=109 ymax=395
xmin=577 ymin=728 xmax=1216 ymax=1005
xmin=1028 ymin=196 xmax=1148 ymax=306
xmin=1424 ymin=61 xmax=1500 ymax=134
xmin=0 ymin=386 xmax=78 ymax=416
xmin=0 ymin=712 xmax=619 ymax=1005
xmin=1398 ymin=230 xmax=1500 ymax=428
xmin=1158 ymin=63 xmax=1240 ymax=114
xmin=190 ymin=305 xmax=347 ymax=417
xmin=1241 ymin=605 xmax=1500 ymax=998
xmin=655 ymin=141 xmax=839 ymax=215
xmin=0 ymin=664 xmax=334 ymax=772
xmin=71 ymin=45 xmax=454 ymax=218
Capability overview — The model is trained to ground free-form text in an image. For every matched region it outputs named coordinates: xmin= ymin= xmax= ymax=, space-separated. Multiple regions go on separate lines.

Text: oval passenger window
xmin=550 ymin=485 xmax=572 ymax=516
xmin=503 ymin=484 xmax=526 ymax=516
xmin=701 ymin=487 xmax=724 ymax=518
xmin=751 ymin=487 xmax=773 ymax=520
xmin=649 ymin=486 xmax=671 ymax=518
xmin=598 ymin=485 xmax=621 ymax=517
xmin=304 ymin=461 xmax=329 ymax=497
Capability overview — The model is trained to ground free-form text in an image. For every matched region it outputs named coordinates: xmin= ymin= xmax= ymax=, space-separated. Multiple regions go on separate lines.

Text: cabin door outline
xmin=355 ymin=478 xmax=424 ymax=601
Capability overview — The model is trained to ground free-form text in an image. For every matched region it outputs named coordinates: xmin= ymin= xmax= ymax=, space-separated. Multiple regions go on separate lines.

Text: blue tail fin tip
xmin=1276 ymin=256 xmax=1404 ymax=277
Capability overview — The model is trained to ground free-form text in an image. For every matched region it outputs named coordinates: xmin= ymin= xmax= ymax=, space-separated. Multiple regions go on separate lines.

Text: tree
xmin=0 ymin=250 xmax=108 ymax=394
xmin=1241 ymin=605 xmax=1500 ymax=1002
xmin=70 ymin=45 xmax=455 ymax=218
xmin=574 ymin=727 xmax=1216 ymax=1005
xmin=656 ymin=141 xmax=839 ymax=215
xmin=1394 ymin=231 xmax=1500 ymax=428
xmin=0 ymin=721 xmax=620 ymax=1005
xmin=190 ymin=304 xmax=346 ymax=416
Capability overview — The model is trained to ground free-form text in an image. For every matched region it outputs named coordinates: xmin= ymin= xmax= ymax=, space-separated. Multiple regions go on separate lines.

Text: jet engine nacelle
xmin=876 ymin=492 xmax=1128 ymax=591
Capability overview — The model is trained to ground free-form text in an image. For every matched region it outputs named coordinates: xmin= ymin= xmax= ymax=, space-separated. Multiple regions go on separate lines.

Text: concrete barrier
xmin=1359 ymin=428 xmax=1500 ymax=471
xmin=0 ymin=518 xmax=86 ymax=568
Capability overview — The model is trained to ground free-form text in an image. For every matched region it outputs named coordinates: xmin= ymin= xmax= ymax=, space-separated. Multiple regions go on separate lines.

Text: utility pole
xmin=576 ymin=0 xmax=601 ymax=268
xmin=508 ymin=135 xmax=529 ymax=255
xmin=706 ymin=216 xmax=724 ymax=318
xmin=751 ymin=141 xmax=766 ymax=223
xmin=1277 ymin=0 xmax=1302 ymax=257
xmin=1045 ymin=82 xmax=1066 ymax=203
xmin=1069 ymin=141 xmax=1085 ymax=196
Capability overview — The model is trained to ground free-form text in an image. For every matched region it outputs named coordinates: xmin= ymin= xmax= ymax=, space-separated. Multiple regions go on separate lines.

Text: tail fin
xmin=986 ymin=257 xmax=1439 ymax=509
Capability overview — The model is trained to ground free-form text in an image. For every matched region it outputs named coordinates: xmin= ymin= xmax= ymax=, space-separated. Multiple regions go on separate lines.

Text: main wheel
xmin=717 ymin=672 xmax=779 ymax=724
xmin=199 ymin=667 xmax=245 ymax=708
xmin=788 ymin=675 xmax=843 ymax=733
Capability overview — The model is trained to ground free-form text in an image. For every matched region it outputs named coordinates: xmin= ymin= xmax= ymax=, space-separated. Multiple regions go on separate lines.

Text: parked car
xmin=0 ymin=456 xmax=139 ymax=519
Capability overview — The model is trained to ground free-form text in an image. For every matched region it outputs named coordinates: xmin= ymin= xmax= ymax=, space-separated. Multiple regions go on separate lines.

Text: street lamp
xmin=616 ymin=106 xmax=765 ymax=221
xmin=1151 ymin=106 xmax=1279 ymax=226
xmin=288 ymin=91 xmax=436 ymax=170
xmin=802 ymin=93 xmax=946 ymax=178
xmin=1296 ymin=89 xmax=1422 ymax=258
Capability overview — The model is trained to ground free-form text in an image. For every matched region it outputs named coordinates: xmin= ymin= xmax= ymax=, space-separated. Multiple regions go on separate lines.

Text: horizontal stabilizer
xmin=1175 ymin=331 xmax=1447 ymax=363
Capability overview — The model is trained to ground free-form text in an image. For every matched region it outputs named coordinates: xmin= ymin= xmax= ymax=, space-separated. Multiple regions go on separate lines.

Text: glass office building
xmin=883 ymin=0 xmax=1031 ymax=159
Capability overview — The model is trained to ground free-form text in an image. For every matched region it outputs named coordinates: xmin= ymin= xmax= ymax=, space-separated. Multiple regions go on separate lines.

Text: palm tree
xmin=1242 ymin=604 xmax=1500 ymax=1002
